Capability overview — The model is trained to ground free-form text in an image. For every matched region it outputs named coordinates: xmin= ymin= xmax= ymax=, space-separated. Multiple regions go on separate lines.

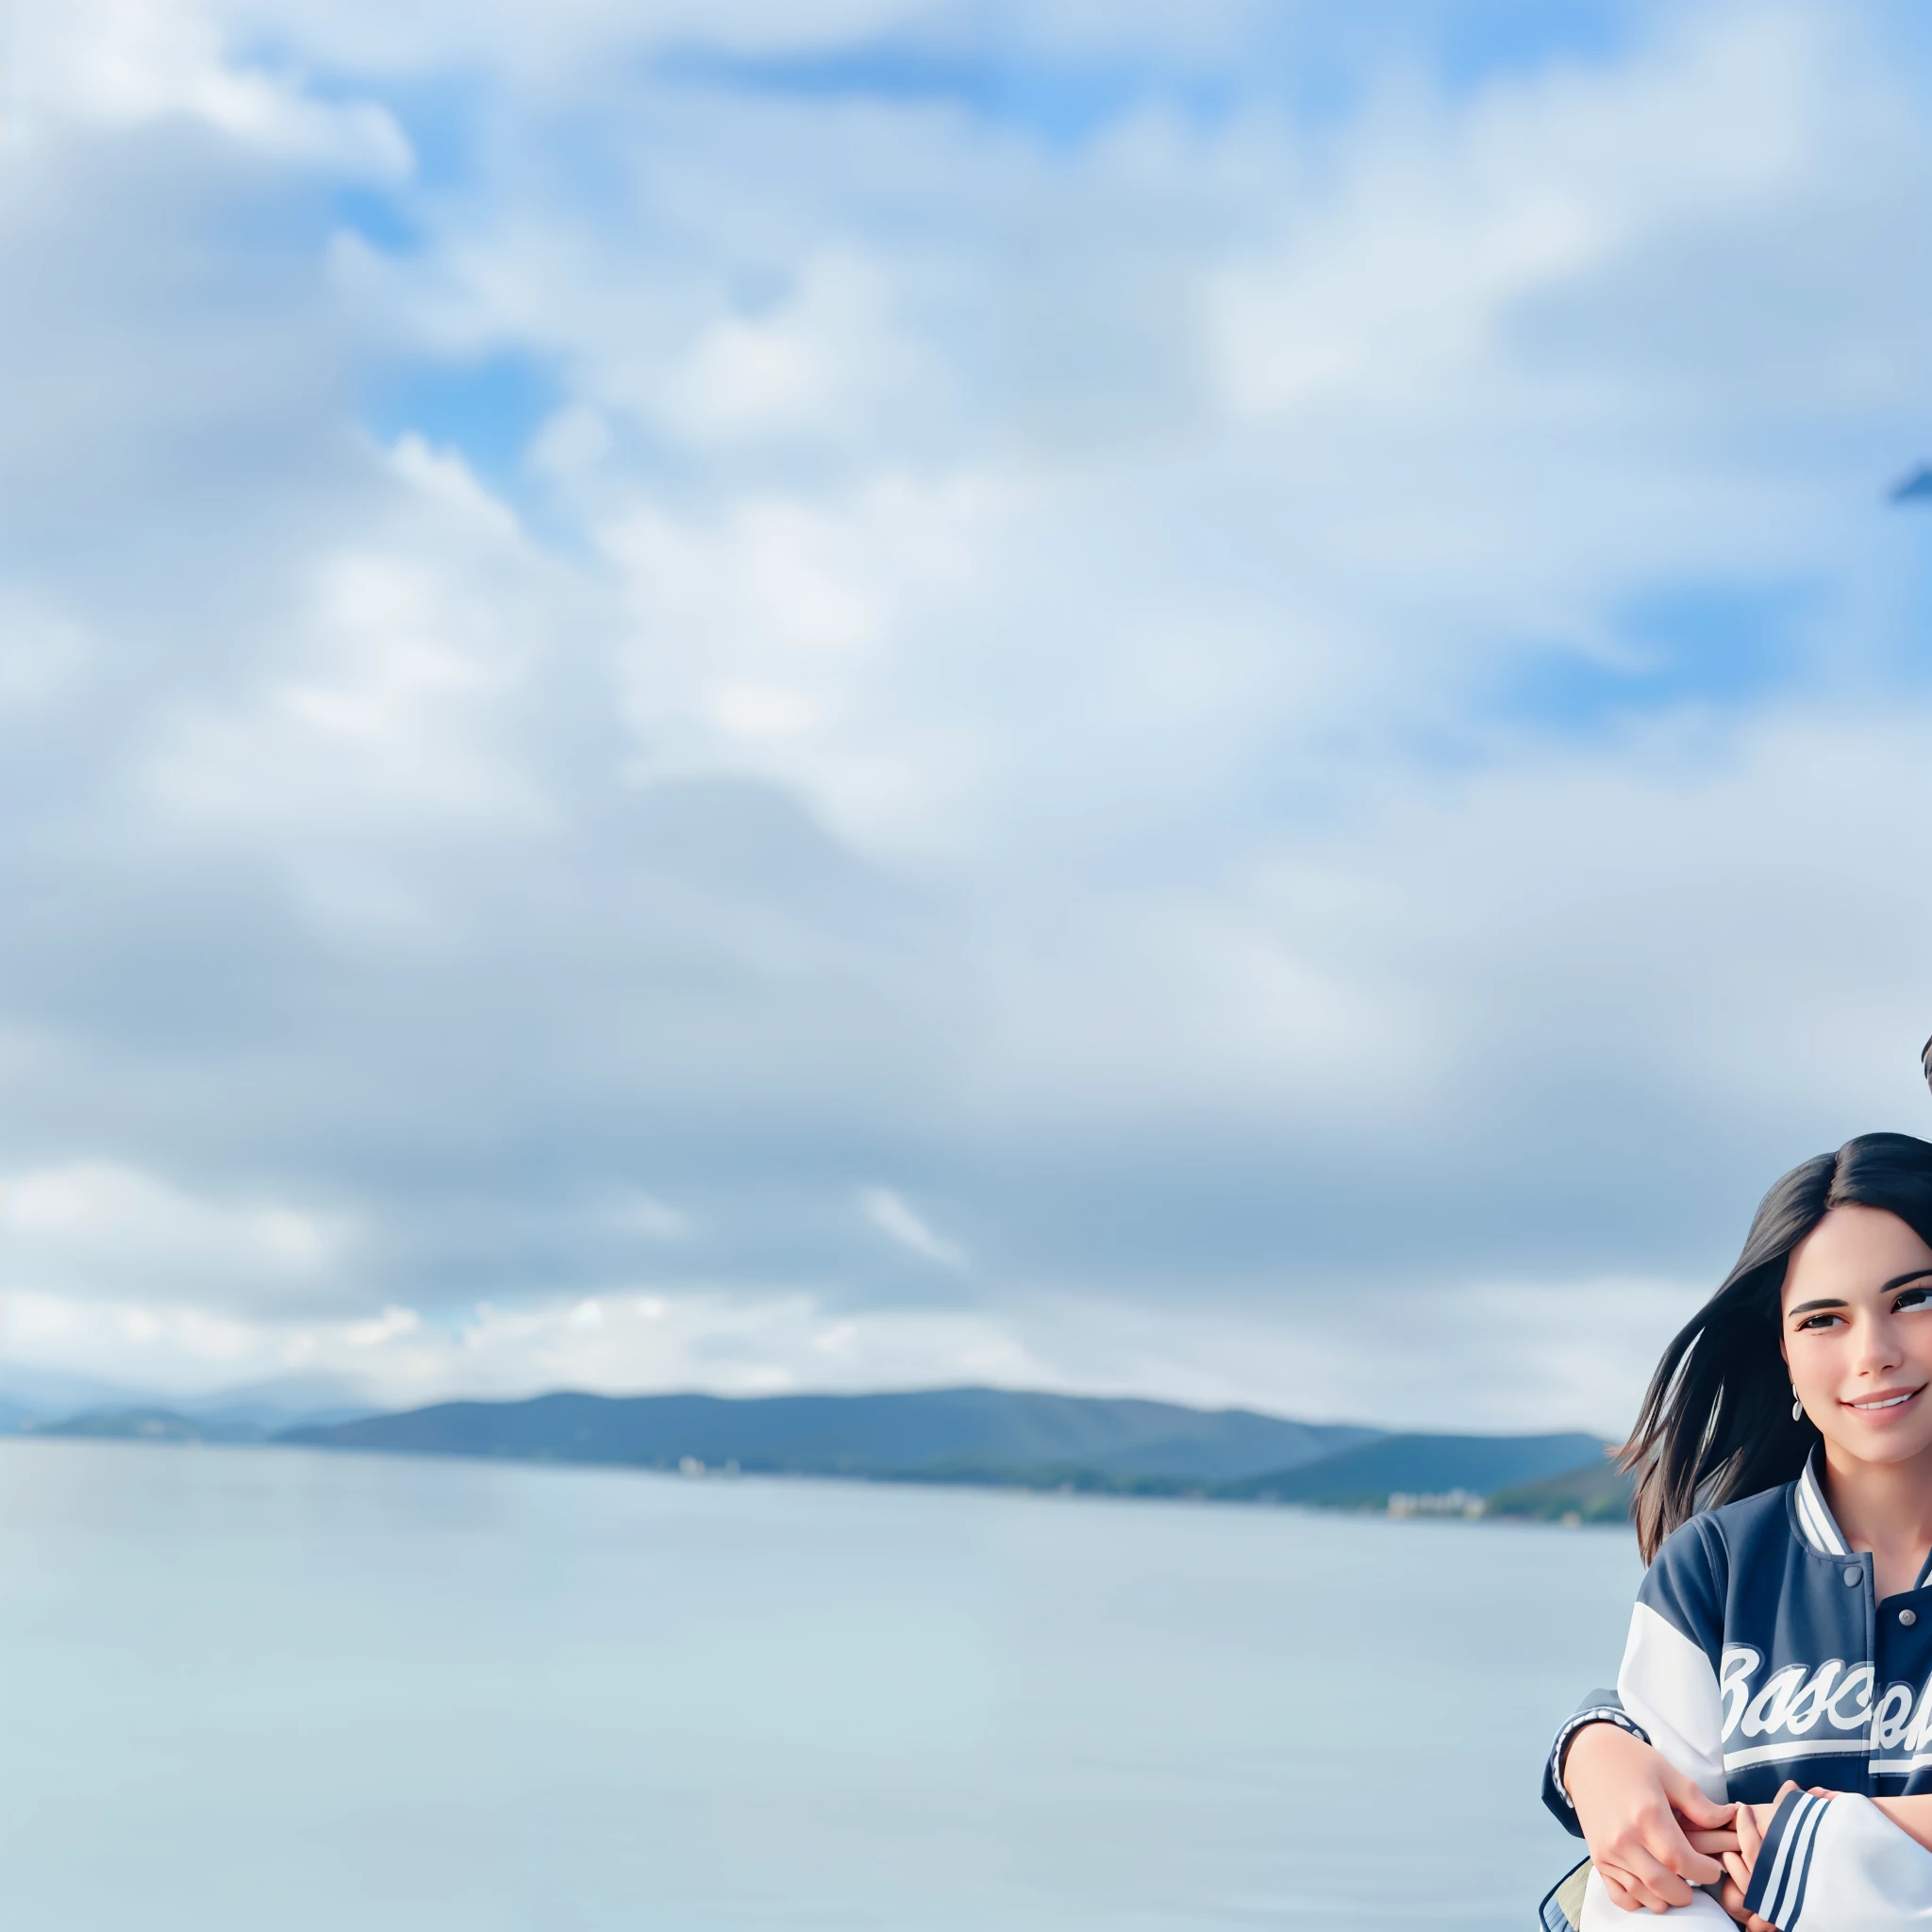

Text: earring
xmin=1792 ymin=1384 xmax=1805 ymax=1424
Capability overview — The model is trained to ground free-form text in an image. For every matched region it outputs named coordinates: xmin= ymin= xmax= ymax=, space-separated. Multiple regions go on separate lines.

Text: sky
xmin=2 ymin=0 xmax=1931 ymax=1432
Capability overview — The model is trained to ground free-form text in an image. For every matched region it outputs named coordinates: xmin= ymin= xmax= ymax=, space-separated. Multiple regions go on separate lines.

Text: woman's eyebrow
xmin=1787 ymin=1273 xmax=1932 ymax=1317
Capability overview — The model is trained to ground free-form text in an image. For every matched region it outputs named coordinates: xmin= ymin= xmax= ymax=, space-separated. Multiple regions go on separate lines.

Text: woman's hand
xmin=1716 ymin=1784 xmax=1804 ymax=1932
xmin=1564 ymin=1723 xmax=1734 ymax=1912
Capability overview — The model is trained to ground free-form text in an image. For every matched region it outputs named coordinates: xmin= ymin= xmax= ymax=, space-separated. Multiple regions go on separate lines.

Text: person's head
xmin=1626 ymin=1132 xmax=1932 ymax=1560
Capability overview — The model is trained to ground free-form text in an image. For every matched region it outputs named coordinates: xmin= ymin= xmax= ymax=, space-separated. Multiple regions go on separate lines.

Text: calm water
xmin=0 ymin=1441 xmax=1637 ymax=1929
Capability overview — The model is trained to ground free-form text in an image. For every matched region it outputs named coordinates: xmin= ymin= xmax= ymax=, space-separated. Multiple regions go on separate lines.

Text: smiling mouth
xmin=1846 ymin=1390 xmax=1925 ymax=1412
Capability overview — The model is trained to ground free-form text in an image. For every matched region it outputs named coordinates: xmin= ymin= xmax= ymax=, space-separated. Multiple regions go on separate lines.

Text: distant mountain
xmin=281 ymin=1388 xmax=1603 ymax=1507
xmin=1486 ymin=1457 xmax=1633 ymax=1524
xmin=3 ymin=1372 xmax=387 ymax=1443
xmin=7 ymin=1376 xmax=1617 ymax=1515
xmin=0 ymin=1365 xmax=155 ymax=1423
xmin=38 ymin=1407 xmax=268 ymax=1445
xmin=172 ymin=1374 xmax=385 ymax=1434
xmin=1219 ymin=1431 xmax=1609 ymax=1505
xmin=283 ymin=1387 xmax=1381 ymax=1482
xmin=0 ymin=1395 xmax=47 ymax=1435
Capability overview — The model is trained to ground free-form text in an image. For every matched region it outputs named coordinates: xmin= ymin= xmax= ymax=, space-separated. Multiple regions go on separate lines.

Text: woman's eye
xmin=1799 ymin=1313 xmax=1843 ymax=1330
xmin=1898 ymin=1288 xmax=1932 ymax=1312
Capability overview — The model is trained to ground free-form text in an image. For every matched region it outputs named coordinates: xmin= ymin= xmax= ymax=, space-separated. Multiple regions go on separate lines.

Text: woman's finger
xmin=1659 ymin=1833 xmax=1724 ymax=1888
xmin=1599 ymin=1864 xmax=1658 ymax=1913
xmin=1717 ymin=1875 xmax=1779 ymax=1932
xmin=1687 ymin=1827 xmax=1740 ymax=1855
xmin=1616 ymin=1843 xmax=1696 ymax=1910
xmin=1638 ymin=1805 xmax=1723 ymax=1886
xmin=1737 ymin=1801 xmax=1764 ymax=1865
xmin=1663 ymin=1770 xmax=1738 ymax=1832
xmin=1602 ymin=1855 xmax=1684 ymax=1914
xmin=1661 ymin=1769 xmax=1739 ymax=1831
xmin=1603 ymin=1869 xmax=1669 ymax=1913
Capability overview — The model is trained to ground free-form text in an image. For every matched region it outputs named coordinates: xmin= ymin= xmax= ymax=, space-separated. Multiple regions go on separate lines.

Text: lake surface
xmin=0 ymin=1441 xmax=1638 ymax=1929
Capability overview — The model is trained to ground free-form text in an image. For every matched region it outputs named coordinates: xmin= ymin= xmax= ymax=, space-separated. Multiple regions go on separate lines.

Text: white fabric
xmin=1619 ymin=1601 xmax=1728 ymax=1803
xmin=1795 ymin=1457 xmax=1849 ymax=1557
xmin=1577 ymin=1866 xmax=1730 ymax=1930
xmin=1566 ymin=1603 xmax=1733 ymax=1925
xmin=1764 ymin=1793 xmax=1932 ymax=1930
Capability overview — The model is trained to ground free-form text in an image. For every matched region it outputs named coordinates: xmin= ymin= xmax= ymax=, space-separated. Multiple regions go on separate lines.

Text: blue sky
xmin=1 ymin=0 xmax=1930 ymax=1429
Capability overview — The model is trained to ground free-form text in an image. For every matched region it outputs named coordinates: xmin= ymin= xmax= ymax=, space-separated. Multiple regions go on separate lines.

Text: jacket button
xmin=1905 ymin=1609 xmax=1920 ymax=1626
xmin=1845 ymin=1567 xmax=1862 ymax=1585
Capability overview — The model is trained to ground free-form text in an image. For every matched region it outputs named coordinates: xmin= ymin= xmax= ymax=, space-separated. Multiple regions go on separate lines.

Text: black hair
xmin=1624 ymin=1131 xmax=1932 ymax=1561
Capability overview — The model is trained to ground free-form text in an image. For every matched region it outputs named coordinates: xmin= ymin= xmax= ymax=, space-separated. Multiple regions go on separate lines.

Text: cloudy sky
xmin=2 ymin=0 xmax=1930 ymax=1430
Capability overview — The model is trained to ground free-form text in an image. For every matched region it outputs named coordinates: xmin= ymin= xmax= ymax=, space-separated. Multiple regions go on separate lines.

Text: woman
xmin=1544 ymin=1131 xmax=1932 ymax=1930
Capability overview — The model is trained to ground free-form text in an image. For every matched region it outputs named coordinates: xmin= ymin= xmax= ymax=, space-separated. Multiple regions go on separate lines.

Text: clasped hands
xmin=1563 ymin=1722 xmax=1810 ymax=1929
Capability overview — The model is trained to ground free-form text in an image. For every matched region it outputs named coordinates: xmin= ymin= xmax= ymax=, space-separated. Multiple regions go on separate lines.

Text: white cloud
xmin=606 ymin=1191 xmax=692 ymax=1241
xmin=342 ymin=1305 xmax=421 ymax=1348
xmin=143 ymin=466 xmax=555 ymax=841
xmin=969 ymin=1275 xmax=1717 ymax=1438
xmin=1 ymin=1163 xmax=353 ymax=1303
xmin=8 ymin=0 xmax=411 ymax=172
xmin=0 ymin=1268 xmax=1698 ymax=1434
xmin=0 ymin=1285 xmax=1047 ymax=1406
xmin=655 ymin=250 xmax=936 ymax=447
xmin=604 ymin=475 xmax=995 ymax=849
xmin=858 ymin=1187 xmax=967 ymax=1270
xmin=0 ymin=0 xmax=1926 ymax=1423
xmin=1208 ymin=8 xmax=1824 ymax=415
xmin=0 ymin=591 xmax=92 ymax=713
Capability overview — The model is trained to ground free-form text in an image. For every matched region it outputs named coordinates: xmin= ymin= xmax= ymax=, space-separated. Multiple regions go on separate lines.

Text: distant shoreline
xmin=4 ymin=1428 xmax=1637 ymax=1529
xmin=12 ymin=1385 xmax=1634 ymax=1527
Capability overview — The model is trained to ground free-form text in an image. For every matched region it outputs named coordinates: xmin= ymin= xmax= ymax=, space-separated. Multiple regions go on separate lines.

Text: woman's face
xmin=1783 ymin=1205 xmax=1932 ymax=1468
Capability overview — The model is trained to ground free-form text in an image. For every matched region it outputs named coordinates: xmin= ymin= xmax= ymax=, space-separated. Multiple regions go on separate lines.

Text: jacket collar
xmin=1792 ymin=1448 xmax=1849 ymax=1557
xmin=1793 ymin=1446 xmax=1932 ymax=1590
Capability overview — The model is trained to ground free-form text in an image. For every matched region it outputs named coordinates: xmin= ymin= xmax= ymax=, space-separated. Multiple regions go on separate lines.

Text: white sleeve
xmin=1743 ymin=1790 xmax=1932 ymax=1930
xmin=1564 ymin=1603 xmax=1734 ymax=1931
xmin=1564 ymin=1594 xmax=1733 ymax=1929
xmin=1578 ymin=1865 xmax=1733 ymax=1930
xmin=1616 ymin=1600 xmax=1727 ymax=1803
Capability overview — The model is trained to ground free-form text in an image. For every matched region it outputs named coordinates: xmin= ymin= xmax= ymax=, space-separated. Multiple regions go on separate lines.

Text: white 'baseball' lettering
xmin=1905 ymin=1678 xmax=1932 ymax=1756
xmin=1740 ymin=1665 xmax=1807 ymax=1738
xmin=1827 ymin=1663 xmax=1875 ymax=1731
xmin=1783 ymin=1660 xmax=1844 ymax=1733
xmin=1874 ymin=1682 xmax=1915 ymax=1750
xmin=1719 ymin=1653 xmax=1877 ymax=1743
xmin=1720 ymin=1646 xmax=1762 ymax=1740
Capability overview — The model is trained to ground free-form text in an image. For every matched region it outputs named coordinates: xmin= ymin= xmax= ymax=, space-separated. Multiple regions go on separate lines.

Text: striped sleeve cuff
xmin=1742 ymin=1789 xmax=1829 ymax=1931
xmin=1548 ymin=1705 xmax=1651 ymax=1808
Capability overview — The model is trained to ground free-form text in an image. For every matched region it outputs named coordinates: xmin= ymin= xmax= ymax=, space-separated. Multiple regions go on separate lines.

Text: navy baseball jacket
xmin=1541 ymin=1451 xmax=1932 ymax=1929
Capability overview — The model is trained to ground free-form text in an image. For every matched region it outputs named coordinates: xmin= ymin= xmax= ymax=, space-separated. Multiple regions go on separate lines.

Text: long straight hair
xmin=1624 ymin=1132 xmax=1932 ymax=1561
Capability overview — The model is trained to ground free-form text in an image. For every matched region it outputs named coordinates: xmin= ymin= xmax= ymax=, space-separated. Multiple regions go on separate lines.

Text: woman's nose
xmin=1857 ymin=1319 xmax=1906 ymax=1374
